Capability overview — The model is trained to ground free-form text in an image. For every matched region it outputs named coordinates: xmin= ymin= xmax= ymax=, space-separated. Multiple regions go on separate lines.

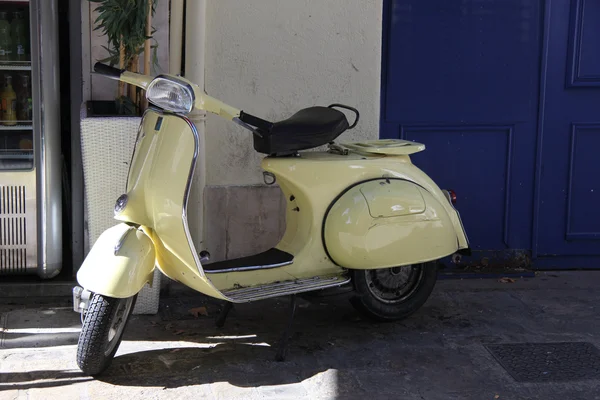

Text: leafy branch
xmin=89 ymin=0 xmax=158 ymax=115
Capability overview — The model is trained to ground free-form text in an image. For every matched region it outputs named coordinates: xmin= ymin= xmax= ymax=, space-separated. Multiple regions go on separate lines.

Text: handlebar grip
xmin=93 ymin=62 xmax=124 ymax=78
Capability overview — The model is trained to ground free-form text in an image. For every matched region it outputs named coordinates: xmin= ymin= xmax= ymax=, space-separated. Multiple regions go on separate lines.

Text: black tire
xmin=350 ymin=262 xmax=438 ymax=322
xmin=77 ymin=293 xmax=137 ymax=376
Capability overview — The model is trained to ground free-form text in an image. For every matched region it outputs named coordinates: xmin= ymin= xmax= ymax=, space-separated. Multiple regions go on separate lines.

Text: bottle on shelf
xmin=11 ymin=11 xmax=28 ymax=61
xmin=1 ymin=74 xmax=17 ymax=125
xmin=0 ymin=11 xmax=9 ymax=32
xmin=16 ymin=72 xmax=31 ymax=121
xmin=0 ymin=12 xmax=12 ymax=62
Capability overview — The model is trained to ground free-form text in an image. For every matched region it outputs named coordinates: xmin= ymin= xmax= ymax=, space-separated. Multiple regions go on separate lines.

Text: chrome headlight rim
xmin=146 ymin=75 xmax=196 ymax=114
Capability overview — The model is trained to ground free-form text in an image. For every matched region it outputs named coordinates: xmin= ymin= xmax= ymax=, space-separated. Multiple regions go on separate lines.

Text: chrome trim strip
xmin=144 ymin=109 xmax=234 ymax=300
xmin=178 ymin=114 xmax=206 ymax=279
xmin=135 ymin=109 xmax=206 ymax=278
xmin=204 ymin=260 xmax=293 ymax=274
xmin=223 ymin=275 xmax=350 ymax=303
xmin=126 ymin=108 xmax=156 ymax=191
xmin=114 ymin=227 xmax=133 ymax=256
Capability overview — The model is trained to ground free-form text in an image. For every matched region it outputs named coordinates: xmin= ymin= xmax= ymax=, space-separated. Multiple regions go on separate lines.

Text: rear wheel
xmin=77 ymin=293 xmax=136 ymax=376
xmin=350 ymin=262 xmax=438 ymax=321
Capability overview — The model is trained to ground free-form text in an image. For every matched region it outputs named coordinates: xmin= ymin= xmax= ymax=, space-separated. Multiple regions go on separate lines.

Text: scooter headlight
xmin=146 ymin=76 xmax=195 ymax=114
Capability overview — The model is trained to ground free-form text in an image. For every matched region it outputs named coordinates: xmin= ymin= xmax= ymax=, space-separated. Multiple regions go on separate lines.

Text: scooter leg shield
xmin=77 ymin=223 xmax=156 ymax=299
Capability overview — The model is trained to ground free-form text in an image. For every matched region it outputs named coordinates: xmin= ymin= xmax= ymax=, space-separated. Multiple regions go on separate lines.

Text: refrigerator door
xmin=0 ymin=0 xmax=61 ymax=278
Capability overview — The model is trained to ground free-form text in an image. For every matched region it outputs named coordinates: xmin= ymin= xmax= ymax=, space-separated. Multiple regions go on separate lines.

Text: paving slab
xmin=0 ymin=272 xmax=599 ymax=399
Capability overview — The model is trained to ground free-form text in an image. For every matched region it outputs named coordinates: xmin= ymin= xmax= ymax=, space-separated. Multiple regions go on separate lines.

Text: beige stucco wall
xmin=204 ymin=0 xmax=383 ymax=185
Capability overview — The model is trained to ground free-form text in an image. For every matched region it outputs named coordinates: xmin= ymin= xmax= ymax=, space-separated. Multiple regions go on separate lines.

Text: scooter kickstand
xmin=215 ymin=302 xmax=233 ymax=328
xmin=275 ymin=294 xmax=297 ymax=362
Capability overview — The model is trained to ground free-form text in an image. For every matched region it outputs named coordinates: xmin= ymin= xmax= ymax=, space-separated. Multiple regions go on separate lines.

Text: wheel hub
xmin=104 ymin=297 xmax=134 ymax=356
xmin=365 ymin=265 xmax=424 ymax=304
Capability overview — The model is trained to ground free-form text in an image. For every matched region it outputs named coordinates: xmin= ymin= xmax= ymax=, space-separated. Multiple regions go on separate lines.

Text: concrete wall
xmin=204 ymin=0 xmax=383 ymax=185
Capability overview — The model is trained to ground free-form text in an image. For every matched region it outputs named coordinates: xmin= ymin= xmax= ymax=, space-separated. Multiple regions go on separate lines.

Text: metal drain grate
xmin=485 ymin=342 xmax=600 ymax=382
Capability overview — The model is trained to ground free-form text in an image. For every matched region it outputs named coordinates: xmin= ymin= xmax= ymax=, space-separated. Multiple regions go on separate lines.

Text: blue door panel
xmin=381 ymin=0 xmax=542 ymax=255
xmin=537 ymin=0 xmax=600 ymax=255
xmin=566 ymin=125 xmax=600 ymax=239
xmin=404 ymin=126 xmax=512 ymax=250
xmin=384 ymin=0 xmax=541 ymax=124
xmin=567 ymin=0 xmax=600 ymax=86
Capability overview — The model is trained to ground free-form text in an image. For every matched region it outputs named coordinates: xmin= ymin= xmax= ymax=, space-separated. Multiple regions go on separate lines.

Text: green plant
xmin=89 ymin=0 xmax=158 ymax=115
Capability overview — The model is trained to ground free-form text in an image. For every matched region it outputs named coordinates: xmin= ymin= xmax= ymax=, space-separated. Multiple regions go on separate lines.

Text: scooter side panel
xmin=76 ymin=224 xmax=156 ymax=298
xmin=323 ymin=179 xmax=459 ymax=269
xmin=115 ymin=110 xmax=226 ymax=300
xmin=262 ymin=151 xmax=468 ymax=274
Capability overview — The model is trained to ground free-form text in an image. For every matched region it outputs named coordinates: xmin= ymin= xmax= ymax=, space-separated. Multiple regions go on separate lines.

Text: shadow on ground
xmin=2 ymin=273 xmax=600 ymax=399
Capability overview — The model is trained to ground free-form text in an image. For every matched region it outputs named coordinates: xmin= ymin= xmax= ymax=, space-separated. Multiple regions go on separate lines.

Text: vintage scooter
xmin=73 ymin=62 xmax=470 ymax=376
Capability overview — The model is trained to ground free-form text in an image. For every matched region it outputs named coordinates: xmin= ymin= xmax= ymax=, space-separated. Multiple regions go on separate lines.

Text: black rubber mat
xmin=203 ymin=248 xmax=293 ymax=273
xmin=485 ymin=342 xmax=600 ymax=382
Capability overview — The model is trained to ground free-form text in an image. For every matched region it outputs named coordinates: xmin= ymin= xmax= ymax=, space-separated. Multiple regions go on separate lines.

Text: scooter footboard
xmin=77 ymin=223 xmax=156 ymax=298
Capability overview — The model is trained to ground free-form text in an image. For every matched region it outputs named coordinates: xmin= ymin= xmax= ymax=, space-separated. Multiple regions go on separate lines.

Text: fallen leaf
xmin=173 ymin=329 xmax=187 ymax=336
xmin=498 ymin=277 xmax=516 ymax=283
xmin=165 ymin=323 xmax=173 ymax=331
xmin=189 ymin=306 xmax=209 ymax=318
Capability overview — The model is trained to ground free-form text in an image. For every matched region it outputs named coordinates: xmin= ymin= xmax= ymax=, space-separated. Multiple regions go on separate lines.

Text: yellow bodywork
xmin=323 ymin=179 xmax=460 ymax=269
xmin=119 ymin=111 xmax=226 ymax=300
xmin=78 ymin=109 xmax=468 ymax=299
xmin=78 ymin=70 xmax=468 ymax=300
xmin=256 ymin=151 xmax=469 ymax=275
xmin=76 ymin=223 xmax=155 ymax=298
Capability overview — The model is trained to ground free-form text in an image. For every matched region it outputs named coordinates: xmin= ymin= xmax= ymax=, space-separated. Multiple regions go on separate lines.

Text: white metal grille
xmin=0 ymin=186 xmax=27 ymax=273
xmin=0 ymin=173 xmax=37 ymax=275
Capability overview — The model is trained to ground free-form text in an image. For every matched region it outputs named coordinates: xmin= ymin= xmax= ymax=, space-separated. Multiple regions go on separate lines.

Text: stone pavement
xmin=1 ymin=271 xmax=600 ymax=400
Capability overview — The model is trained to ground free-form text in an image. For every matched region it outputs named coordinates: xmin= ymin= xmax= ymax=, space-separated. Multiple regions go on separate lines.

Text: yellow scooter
xmin=73 ymin=63 xmax=470 ymax=376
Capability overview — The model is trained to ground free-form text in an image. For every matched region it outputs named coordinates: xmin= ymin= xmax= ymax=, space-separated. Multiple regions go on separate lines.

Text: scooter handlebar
xmin=93 ymin=62 xmax=241 ymax=119
xmin=93 ymin=62 xmax=124 ymax=79
xmin=94 ymin=62 xmax=154 ymax=90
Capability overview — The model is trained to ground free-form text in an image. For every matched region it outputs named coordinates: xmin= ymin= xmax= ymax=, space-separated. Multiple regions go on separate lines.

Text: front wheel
xmin=349 ymin=262 xmax=438 ymax=322
xmin=77 ymin=293 xmax=137 ymax=376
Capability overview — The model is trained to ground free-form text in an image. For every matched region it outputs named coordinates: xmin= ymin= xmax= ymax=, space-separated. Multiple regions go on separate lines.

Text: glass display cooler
xmin=0 ymin=0 xmax=61 ymax=278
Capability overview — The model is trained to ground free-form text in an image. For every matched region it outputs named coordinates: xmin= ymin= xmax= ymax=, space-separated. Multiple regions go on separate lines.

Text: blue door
xmin=381 ymin=0 xmax=600 ymax=268
xmin=535 ymin=0 xmax=600 ymax=267
xmin=381 ymin=0 xmax=543 ymax=265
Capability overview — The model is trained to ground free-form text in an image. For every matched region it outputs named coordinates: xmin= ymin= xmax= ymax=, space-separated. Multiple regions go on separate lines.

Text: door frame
xmin=531 ymin=0 xmax=551 ymax=261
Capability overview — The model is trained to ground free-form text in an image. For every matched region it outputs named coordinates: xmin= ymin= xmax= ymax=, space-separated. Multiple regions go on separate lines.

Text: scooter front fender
xmin=77 ymin=223 xmax=156 ymax=299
